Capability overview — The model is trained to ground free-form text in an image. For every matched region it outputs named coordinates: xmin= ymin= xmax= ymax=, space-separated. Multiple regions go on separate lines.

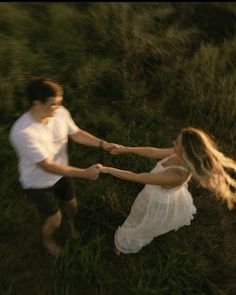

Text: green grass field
xmin=1 ymin=3 xmax=236 ymax=294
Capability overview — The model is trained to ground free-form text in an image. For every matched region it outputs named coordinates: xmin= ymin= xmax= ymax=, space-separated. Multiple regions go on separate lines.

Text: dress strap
xmin=163 ymin=165 xmax=189 ymax=172
xmin=160 ymin=153 xmax=189 ymax=172
xmin=159 ymin=153 xmax=176 ymax=164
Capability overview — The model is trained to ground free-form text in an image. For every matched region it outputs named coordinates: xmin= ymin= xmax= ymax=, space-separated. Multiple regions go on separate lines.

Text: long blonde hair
xmin=180 ymin=127 xmax=236 ymax=209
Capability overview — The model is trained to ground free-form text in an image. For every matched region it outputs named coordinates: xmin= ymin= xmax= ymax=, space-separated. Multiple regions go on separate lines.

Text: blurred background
xmin=1 ymin=2 xmax=236 ymax=295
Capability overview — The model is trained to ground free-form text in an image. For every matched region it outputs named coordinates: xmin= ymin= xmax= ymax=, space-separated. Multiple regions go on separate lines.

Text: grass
xmin=0 ymin=101 xmax=231 ymax=295
xmin=0 ymin=138 xmax=221 ymax=295
xmin=1 ymin=2 xmax=236 ymax=294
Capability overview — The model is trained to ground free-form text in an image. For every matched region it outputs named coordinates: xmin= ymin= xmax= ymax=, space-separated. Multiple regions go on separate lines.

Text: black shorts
xmin=25 ymin=177 xmax=76 ymax=217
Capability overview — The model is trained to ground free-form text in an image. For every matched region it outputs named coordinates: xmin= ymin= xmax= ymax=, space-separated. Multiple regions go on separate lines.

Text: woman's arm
xmin=97 ymin=164 xmax=188 ymax=188
xmin=111 ymin=146 xmax=174 ymax=159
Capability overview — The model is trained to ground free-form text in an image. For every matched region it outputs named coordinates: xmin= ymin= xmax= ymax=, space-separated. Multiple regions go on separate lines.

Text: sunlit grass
xmin=1 ymin=2 xmax=236 ymax=294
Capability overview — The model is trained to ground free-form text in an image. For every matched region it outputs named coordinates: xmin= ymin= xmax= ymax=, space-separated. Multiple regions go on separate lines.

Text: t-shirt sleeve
xmin=13 ymin=132 xmax=50 ymax=164
xmin=63 ymin=107 xmax=80 ymax=135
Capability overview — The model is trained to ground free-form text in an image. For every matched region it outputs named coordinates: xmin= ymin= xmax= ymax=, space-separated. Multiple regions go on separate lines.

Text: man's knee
xmin=65 ymin=197 xmax=78 ymax=215
xmin=45 ymin=210 xmax=62 ymax=229
xmin=67 ymin=197 xmax=78 ymax=208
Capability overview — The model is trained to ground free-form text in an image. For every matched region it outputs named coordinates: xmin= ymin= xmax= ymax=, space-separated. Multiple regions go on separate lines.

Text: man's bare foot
xmin=113 ymin=246 xmax=121 ymax=256
xmin=42 ymin=239 xmax=62 ymax=256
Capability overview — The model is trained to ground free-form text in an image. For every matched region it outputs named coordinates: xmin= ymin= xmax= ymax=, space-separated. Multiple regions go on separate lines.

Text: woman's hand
xmin=110 ymin=145 xmax=127 ymax=155
xmin=101 ymin=142 xmax=121 ymax=152
xmin=95 ymin=163 xmax=109 ymax=173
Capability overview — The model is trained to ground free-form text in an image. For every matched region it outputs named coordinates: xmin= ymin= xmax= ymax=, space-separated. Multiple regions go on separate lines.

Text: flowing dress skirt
xmin=114 ymin=183 xmax=196 ymax=254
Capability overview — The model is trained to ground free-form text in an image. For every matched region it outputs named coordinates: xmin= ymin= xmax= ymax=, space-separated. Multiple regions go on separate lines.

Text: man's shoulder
xmin=57 ymin=105 xmax=70 ymax=116
xmin=10 ymin=112 xmax=30 ymax=131
xmin=10 ymin=112 xmax=34 ymax=140
xmin=55 ymin=106 xmax=74 ymax=122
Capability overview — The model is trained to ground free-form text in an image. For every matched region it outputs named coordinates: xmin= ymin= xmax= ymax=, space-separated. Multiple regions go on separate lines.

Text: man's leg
xmin=55 ymin=177 xmax=80 ymax=239
xmin=41 ymin=209 xmax=62 ymax=256
xmin=64 ymin=198 xmax=80 ymax=239
xmin=26 ymin=187 xmax=63 ymax=256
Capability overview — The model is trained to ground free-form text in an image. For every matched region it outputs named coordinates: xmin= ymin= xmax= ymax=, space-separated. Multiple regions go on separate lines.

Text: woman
xmin=97 ymin=127 xmax=236 ymax=255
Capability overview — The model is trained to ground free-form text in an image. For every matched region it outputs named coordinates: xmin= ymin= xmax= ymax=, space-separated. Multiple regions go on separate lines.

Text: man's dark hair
xmin=26 ymin=77 xmax=63 ymax=104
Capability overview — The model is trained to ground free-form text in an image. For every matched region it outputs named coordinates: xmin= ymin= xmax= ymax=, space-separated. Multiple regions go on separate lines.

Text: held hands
xmin=94 ymin=163 xmax=108 ymax=173
xmin=84 ymin=163 xmax=108 ymax=180
xmin=101 ymin=141 xmax=123 ymax=152
xmin=101 ymin=140 xmax=127 ymax=155
xmin=110 ymin=145 xmax=126 ymax=155
xmin=84 ymin=141 xmax=127 ymax=180
xmin=85 ymin=164 xmax=100 ymax=180
xmin=101 ymin=141 xmax=126 ymax=155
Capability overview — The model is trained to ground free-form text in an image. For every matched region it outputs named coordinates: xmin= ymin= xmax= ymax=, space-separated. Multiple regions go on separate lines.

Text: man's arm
xmin=69 ymin=129 xmax=120 ymax=151
xmin=11 ymin=131 xmax=99 ymax=180
xmin=38 ymin=158 xmax=99 ymax=180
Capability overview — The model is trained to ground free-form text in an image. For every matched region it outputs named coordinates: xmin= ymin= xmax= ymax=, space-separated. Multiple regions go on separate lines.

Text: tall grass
xmin=1 ymin=2 xmax=236 ymax=294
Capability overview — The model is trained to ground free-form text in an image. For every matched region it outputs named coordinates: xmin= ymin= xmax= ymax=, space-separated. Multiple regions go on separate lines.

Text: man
xmin=9 ymin=77 xmax=119 ymax=256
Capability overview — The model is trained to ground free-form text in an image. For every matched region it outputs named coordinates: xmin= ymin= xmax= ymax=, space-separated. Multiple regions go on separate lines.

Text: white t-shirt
xmin=9 ymin=106 xmax=80 ymax=189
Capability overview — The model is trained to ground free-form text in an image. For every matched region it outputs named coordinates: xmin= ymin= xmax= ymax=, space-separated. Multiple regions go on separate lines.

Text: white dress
xmin=114 ymin=153 xmax=197 ymax=254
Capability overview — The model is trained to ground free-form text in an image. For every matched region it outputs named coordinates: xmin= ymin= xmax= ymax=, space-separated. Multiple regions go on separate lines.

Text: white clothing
xmin=114 ymin=154 xmax=197 ymax=254
xmin=9 ymin=106 xmax=80 ymax=189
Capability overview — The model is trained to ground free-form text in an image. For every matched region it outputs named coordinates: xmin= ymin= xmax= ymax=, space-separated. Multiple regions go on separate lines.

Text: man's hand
xmin=102 ymin=141 xmax=124 ymax=153
xmin=109 ymin=145 xmax=127 ymax=155
xmin=84 ymin=164 xmax=100 ymax=180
